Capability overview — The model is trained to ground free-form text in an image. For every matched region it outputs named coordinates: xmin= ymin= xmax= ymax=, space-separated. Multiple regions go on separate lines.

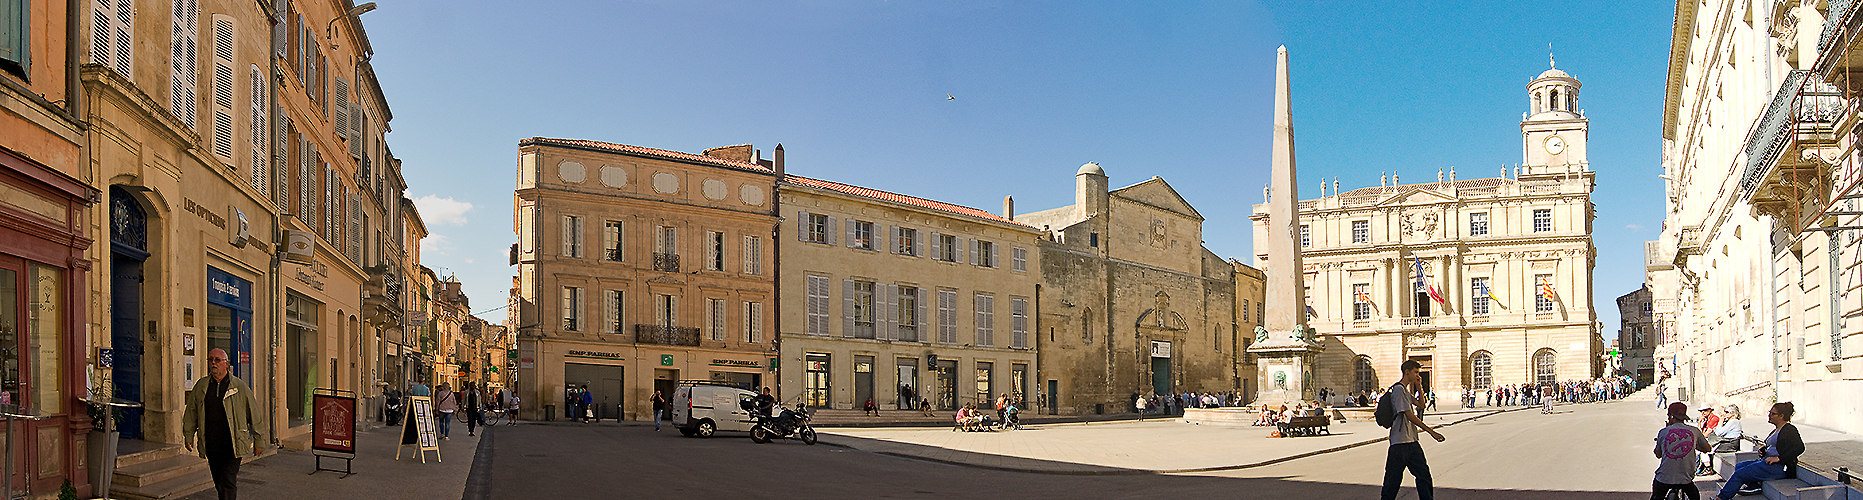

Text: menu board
xmin=396 ymin=396 xmax=440 ymax=463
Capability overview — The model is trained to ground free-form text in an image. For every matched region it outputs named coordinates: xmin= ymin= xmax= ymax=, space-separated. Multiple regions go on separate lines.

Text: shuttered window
xmin=169 ymin=0 xmax=199 ymax=129
xmin=805 ymin=275 xmax=829 ymax=335
xmin=90 ymin=0 xmax=133 ymax=79
xmin=208 ymin=16 xmax=235 ymax=162
xmin=742 ymin=235 xmax=761 ymax=275
xmin=605 ymin=290 xmax=624 ymax=334
xmin=334 ymin=77 xmax=349 ymax=141
xmin=743 ymin=302 xmax=763 ymax=343
xmin=1 ymin=0 xmax=29 ymax=77
xmin=937 ymin=290 xmax=957 ymax=343
xmin=561 ymin=215 xmax=583 ymax=258
xmin=974 ymin=293 xmax=994 ymax=346
xmin=708 ymin=298 xmax=726 ymax=341
xmin=1010 ymin=298 xmax=1027 ymax=348
xmin=275 ymin=112 xmax=289 ymax=210
xmin=248 ymin=64 xmax=267 ymax=193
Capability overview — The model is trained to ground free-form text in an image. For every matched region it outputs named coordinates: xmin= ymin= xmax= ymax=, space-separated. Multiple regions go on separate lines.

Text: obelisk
xmin=1250 ymin=46 xmax=1323 ymax=406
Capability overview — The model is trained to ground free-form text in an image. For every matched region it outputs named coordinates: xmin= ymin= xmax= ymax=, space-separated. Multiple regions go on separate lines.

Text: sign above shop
xmin=566 ymin=350 xmax=623 ymax=360
xmin=283 ymin=230 xmax=314 ymax=264
xmin=661 ymin=354 xmax=674 ymax=366
xmin=1150 ymin=341 xmax=1172 ymax=359
xmin=710 ymin=359 xmax=760 ymax=369
xmin=183 ymin=198 xmax=226 ymax=229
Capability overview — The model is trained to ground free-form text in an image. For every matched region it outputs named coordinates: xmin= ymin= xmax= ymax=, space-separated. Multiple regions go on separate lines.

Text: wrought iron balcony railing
xmin=634 ymin=325 xmax=701 ymax=346
xmin=1739 ymin=70 xmax=1844 ymax=198
xmin=653 ymin=252 xmax=679 ymax=272
xmin=605 ymin=248 xmax=623 ymax=261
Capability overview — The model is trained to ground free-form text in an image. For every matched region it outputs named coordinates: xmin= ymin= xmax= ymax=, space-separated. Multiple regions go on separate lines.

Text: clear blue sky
xmin=365 ymin=0 xmax=1672 ymax=345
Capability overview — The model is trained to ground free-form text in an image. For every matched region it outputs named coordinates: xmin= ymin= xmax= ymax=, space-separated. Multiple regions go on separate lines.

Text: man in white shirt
xmin=1382 ymin=359 xmax=1446 ymax=500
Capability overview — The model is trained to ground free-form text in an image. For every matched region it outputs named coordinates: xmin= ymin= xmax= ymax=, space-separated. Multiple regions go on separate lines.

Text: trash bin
xmin=545 ymin=404 xmax=555 ymax=421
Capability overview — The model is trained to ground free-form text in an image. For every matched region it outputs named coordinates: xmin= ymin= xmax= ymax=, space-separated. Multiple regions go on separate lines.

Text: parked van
xmin=672 ymin=381 xmax=758 ymax=438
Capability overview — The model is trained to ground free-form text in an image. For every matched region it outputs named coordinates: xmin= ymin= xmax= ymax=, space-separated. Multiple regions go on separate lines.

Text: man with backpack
xmin=1377 ymin=359 xmax=1446 ymax=500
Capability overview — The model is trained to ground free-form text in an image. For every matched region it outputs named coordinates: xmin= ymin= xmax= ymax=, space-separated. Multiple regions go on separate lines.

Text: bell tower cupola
xmin=1521 ymin=53 xmax=1589 ymax=169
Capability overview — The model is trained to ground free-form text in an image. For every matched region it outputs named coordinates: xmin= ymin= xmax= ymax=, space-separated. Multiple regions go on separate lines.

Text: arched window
xmin=1470 ymin=351 xmax=1493 ymax=389
xmin=1354 ymin=356 xmax=1377 ymax=394
xmin=1549 ymin=89 xmax=1560 ymax=111
xmin=1534 ymin=348 xmax=1557 ymax=384
xmin=1534 ymin=92 xmax=1543 ymax=113
xmin=110 ymin=185 xmax=149 ymax=252
xmin=1082 ymin=308 xmax=1093 ymax=344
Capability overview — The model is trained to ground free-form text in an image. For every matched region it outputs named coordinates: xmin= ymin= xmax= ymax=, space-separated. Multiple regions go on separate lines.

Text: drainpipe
xmin=1033 ymin=282 xmax=1040 ymax=414
xmin=64 ymin=0 xmax=81 ymax=118
xmin=266 ymin=0 xmax=284 ymax=447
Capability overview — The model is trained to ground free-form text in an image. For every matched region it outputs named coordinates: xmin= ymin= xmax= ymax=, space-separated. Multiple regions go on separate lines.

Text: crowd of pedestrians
xmin=1459 ymin=376 xmax=1636 ymax=409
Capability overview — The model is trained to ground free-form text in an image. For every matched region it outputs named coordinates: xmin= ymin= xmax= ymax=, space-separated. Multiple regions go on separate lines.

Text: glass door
xmin=0 ymin=256 xmax=26 ymax=494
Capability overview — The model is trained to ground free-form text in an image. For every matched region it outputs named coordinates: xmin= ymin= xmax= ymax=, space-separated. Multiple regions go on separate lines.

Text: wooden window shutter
xmin=824 ymin=216 xmax=836 ymax=246
xmin=276 ymin=112 xmax=290 ymax=210
xmin=889 ymin=226 xmax=900 ymax=254
xmin=334 ymin=77 xmax=349 ymax=140
xmin=0 ymin=0 xmax=22 ymax=74
xmin=169 ymin=0 xmax=199 ymax=129
xmin=885 ymin=284 xmax=899 ymax=341
xmin=248 ymin=64 xmax=267 ymax=193
xmin=349 ymin=102 xmax=363 ymax=157
xmin=842 ymin=279 xmax=855 ymax=338
xmin=929 ymin=232 xmax=941 ymax=260
xmin=796 ymin=211 xmax=809 ymax=241
xmin=844 ymin=218 xmax=855 ymax=248
xmin=209 ymin=16 xmax=235 ymax=162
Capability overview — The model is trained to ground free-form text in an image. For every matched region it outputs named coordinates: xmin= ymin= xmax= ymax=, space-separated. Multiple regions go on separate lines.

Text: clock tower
xmin=1521 ymin=57 xmax=1587 ymax=168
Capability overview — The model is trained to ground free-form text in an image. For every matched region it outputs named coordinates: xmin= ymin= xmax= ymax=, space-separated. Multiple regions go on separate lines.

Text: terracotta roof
xmin=784 ymin=175 xmax=1033 ymax=229
xmin=519 ymin=137 xmax=773 ymax=173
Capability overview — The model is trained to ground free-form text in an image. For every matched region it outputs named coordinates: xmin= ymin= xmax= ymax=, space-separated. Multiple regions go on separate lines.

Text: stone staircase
xmin=1710 ymin=451 xmax=1861 ymax=500
xmin=108 ymin=445 xmax=212 ymax=500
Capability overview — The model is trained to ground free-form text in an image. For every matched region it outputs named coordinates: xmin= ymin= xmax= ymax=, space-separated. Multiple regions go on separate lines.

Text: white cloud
xmin=1625 ymin=224 xmax=1644 ymax=231
xmin=414 ymin=195 xmax=474 ymax=226
xmin=423 ymin=234 xmax=452 ymax=260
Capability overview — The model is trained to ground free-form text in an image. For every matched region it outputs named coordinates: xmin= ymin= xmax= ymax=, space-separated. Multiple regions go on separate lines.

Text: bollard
xmin=545 ymin=404 xmax=555 ymax=421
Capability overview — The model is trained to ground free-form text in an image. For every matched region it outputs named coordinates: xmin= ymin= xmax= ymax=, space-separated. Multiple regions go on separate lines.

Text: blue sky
xmin=366 ymin=0 xmax=1672 ymax=345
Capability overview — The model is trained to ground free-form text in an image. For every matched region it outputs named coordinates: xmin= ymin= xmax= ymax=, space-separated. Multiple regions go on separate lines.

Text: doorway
xmin=934 ymin=359 xmax=957 ymax=410
xmin=109 ymin=187 xmax=149 ymax=440
xmin=853 ymin=356 xmax=874 ymax=409
xmin=565 ymin=363 xmax=625 ymax=421
xmin=1150 ymin=357 xmax=1171 ymax=396
xmin=804 ymin=353 xmax=830 ymax=408
xmin=651 ymin=369 xmax=676 ymax=421
xmin=895 ymin=359 xmax=917 ymax=410
xmin=1045 ymin=379 xmax=1058 ymax=415
xmin=1409 ymin=355 xmax=1434 ymax=392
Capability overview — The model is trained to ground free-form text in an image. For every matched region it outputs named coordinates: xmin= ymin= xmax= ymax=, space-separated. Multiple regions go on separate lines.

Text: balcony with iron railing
xmin=605 ymin=248 xmax=623 ymax=261
xmin=634 ymin=324 xmax=701 ymax=346
xmin=653 ymin=252 xmax=679 ymax=272
xmin=1739 ymin=70 xmax=1844 ymax=202
xmin=1817 ymin=0 xmax=1863 ymax=77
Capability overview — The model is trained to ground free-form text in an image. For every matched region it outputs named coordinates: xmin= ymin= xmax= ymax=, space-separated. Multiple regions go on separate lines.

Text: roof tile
xmin=521 ymin=137 xmax=774 ymax=173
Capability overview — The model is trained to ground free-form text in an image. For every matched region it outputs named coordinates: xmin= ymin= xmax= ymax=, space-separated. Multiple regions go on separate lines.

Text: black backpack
xmin=1374 ymin=384 xmax=1404 ymax=428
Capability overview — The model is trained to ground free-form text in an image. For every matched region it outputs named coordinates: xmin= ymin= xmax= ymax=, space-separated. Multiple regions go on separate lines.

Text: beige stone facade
xmin=1017 ymin=164 xmax=1238 ymax=415
xmin=1233 ymin=262 xmax=1265 ymax=397
xmin=1255 ymin=64 xmax=1600 ymax=401
xmin=1650 ymin=0 xmax=1863 ymax=434
xmin=775 ymin=176 xmax=1041 ymax=411
xmin=512 ymin=138 xmax=777 ymax=421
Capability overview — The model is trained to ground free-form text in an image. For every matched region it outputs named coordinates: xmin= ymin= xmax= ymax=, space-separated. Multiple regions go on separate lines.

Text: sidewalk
xmin=817 ymin=406 xmax=1522 ymax=474
xmin=1720 ymin=412 xmax=1863 ymax=480
xmin=178 ymin=421 xmax=484 ymax=500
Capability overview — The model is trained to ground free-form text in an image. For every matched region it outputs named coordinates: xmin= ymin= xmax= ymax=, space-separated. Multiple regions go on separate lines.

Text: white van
xmin=671 ymin=382 xmax=758 ymax=438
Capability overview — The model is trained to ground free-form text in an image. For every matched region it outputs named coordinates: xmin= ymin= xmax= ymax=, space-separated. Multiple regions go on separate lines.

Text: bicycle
xmin=481 ymin=406 xmax=507 ymax=426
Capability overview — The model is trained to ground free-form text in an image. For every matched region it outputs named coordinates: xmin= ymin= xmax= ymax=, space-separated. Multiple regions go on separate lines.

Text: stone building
xmin=1233 ymin=261 xmax=1266 ymax=399
xmin=1650 ymin=0 xmax=1863 ymax=433
xmin=1254 ymin=63 xmax=1599 ymax=402
xmin=0 ymin=0 xmax=424 ymax=494
xmin=1016 ymin=163 xmax=1238 ymax=415
xmin=1615 ymin=285 xmax=1655 ymax=386
xmin=512 ymin=138 xmax=778 ymax=422
xmin=775 ymin=175 xmax=1041 ymax=411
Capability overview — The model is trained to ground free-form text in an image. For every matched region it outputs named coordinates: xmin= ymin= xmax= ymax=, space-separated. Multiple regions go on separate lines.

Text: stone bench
xmin=1275 ymin=415 xmax=1331 ymax=437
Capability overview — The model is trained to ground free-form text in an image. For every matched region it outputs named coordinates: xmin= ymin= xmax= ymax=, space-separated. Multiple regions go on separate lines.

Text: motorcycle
xmin=746 ymin=401 xmax=817 ymax=445
xmin=384 ymin=391 xmax=404 ymax=426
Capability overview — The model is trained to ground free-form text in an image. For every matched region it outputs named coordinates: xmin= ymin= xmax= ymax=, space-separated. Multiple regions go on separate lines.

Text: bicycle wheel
xmin=483 ymin=410 xmax=504 ymax=426
xmin=457 ymin=410 xmax=471 ymax=424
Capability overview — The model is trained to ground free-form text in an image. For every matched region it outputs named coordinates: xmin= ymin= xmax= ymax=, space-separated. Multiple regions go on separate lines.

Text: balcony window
xmin=561 ymin=286 xmax=582 ymax=331
xmin=897 ymin=287 xmax=920 ymax=342
xmin=851 ymin=281 xmax=876 ymax=339
xmin=852 ymin=220 xmax=875 ymax=250
xmin=604 ymin=220 xmax=623 ymax=261
xmin=706 ymin=231 xmax=725 ymax=271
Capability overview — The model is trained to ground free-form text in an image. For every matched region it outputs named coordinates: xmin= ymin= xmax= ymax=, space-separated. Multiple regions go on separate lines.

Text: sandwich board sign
xmin=396 ymin=395 xmax=440 ymax=463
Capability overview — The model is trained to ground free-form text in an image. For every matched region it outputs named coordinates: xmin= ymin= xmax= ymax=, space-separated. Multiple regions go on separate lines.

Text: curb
xmin=821 ymin=402 xmax=1563 ymax=476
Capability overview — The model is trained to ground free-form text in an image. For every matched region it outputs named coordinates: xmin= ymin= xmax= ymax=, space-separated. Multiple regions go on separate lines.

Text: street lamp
xmin=326 ymin=2 xmax=378 ymax=50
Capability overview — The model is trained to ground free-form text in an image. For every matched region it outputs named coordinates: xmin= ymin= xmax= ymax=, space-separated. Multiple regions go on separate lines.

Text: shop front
xmin=0 ymin=148 xmax=98 ymax=495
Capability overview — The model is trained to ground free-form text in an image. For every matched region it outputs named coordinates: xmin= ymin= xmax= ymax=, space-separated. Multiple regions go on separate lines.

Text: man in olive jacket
xmin=182 ymin=348 xmax=265 ymax=500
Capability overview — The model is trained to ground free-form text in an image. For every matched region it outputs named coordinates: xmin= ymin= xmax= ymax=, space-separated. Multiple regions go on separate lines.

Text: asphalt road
xmin=475 ymin=401 xmax=1690 ymax=499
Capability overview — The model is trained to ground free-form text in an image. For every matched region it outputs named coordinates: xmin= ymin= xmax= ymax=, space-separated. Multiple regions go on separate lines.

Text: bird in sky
xmin=947 ymin=94 xmax=955 ymax=100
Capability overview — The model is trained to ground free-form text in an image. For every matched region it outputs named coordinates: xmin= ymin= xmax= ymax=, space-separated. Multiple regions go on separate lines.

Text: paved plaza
xmin=178 ymin=399 xmax=1863 ymax=499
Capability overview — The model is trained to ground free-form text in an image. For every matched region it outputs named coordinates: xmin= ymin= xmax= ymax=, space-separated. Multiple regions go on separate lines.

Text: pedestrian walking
xmin=1135 ymin=395 xmax=1148 ymax=420
xmin=434 ymin=383 xmax=457 ymax=439
xmin=1381 ymin=359 xmax=1446 ymax=500
xmin=651 ymin=390 xmax=668 ymax=431
xmin=181 ymin=349 xmax=265 ymax=500
xmin=1657 ymin=379 xmax=1668 ymax=409
xmin=1653 ymin=402 xmax=1711 ymax=500
xmin=580 ymin=385 xmax=595 ymax=422
xmin=464 ymin=382 xmax=482 ymax=437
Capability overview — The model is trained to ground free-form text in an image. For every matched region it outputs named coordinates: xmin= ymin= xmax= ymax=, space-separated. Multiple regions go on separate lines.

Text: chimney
xmin=1003 ymin=195 xmax=1015 ymax=220
xmin=774 ymin=144 xmax=785 ymax=177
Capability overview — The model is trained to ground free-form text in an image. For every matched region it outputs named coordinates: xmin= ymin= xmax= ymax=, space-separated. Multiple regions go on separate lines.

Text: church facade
xmin=1017 ymin=164 xmax=1239 ymax=415
xmin=1251 ymin=64 xmax=1601 ymax=401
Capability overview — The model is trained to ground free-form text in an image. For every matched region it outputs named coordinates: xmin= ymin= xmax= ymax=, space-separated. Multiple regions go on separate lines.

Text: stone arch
xmin=1534 ymin=348 xmax=1557 ymax=384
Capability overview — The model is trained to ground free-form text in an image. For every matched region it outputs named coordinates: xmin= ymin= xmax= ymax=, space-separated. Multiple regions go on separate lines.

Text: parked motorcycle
xmin=384 ymin=390 xmax=404 ymax=426
xmin=747 ymin=402 xmax=817 ymax=445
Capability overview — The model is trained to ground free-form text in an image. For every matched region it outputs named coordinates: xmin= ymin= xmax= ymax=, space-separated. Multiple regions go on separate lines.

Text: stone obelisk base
xmin=1248 ymin=341 xmax=1322 ymax=408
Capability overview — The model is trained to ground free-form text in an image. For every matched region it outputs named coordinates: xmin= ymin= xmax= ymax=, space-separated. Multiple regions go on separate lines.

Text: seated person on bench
xmin=1699 ymin=405 xmax=1744 ymax=475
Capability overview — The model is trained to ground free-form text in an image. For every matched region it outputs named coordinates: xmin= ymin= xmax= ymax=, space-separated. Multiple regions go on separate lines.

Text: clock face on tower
xmin=1544 ymin=136 xmax=1566 ymax=155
